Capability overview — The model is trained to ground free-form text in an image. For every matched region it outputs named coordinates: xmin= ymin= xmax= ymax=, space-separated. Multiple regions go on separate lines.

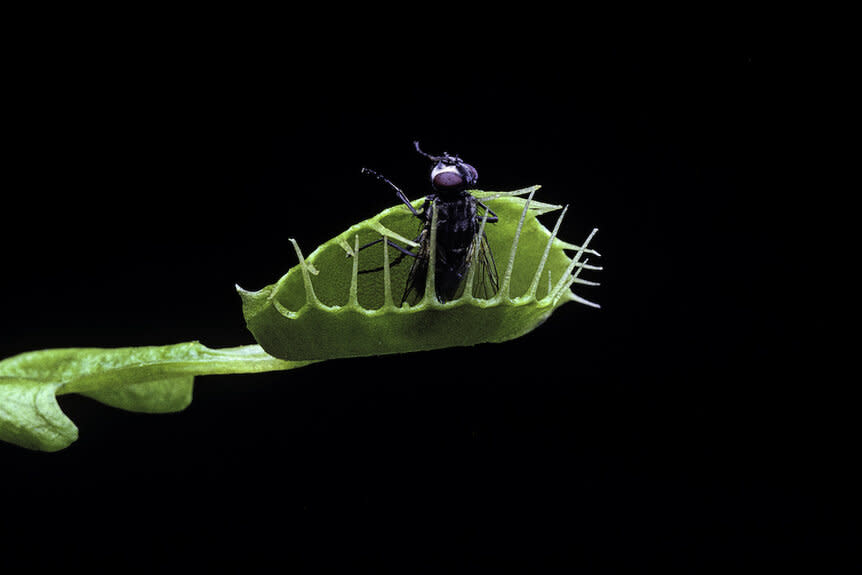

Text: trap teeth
xmin=498 ymin=187 xmax=537 ymax=300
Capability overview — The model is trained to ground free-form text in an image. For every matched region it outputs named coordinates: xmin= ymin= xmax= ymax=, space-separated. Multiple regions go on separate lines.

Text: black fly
xmin=359 ymin=141 xmax=499 ymax=305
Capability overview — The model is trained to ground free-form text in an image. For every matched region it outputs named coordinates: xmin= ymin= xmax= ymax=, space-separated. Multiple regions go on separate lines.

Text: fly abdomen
xmin=431 ymin=193 xmax=478 ymax=302
xmin=435 ymin=193 xmax=478 ymax=248
xmin=434 ymin=248 xmax=472 ymax=301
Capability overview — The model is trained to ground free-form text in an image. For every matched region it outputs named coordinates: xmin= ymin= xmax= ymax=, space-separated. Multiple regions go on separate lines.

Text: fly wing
xmin=472 ymin=231 xmax=499 ymax=299
xmin=451 ymin=229 xmax=499 ymax=300
xmin=401 ymin=228 xmax=430 ymax=305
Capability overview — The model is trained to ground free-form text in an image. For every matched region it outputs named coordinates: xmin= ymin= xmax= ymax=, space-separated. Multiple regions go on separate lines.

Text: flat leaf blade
xmin=0 ymin=343 xmax=312 ymax=451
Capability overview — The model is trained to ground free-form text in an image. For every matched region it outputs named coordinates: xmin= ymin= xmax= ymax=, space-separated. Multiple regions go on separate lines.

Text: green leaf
xmin=0 ymin=342 xmax=311 ymax=451
xmin=238 ymin=187 xmax=601 ymax=361
xmin=0 ymin=379 xmax=75 ymax=452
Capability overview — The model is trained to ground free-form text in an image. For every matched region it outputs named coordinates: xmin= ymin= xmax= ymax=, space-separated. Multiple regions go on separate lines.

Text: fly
xmin=358 ymin=141 xmax=499 ymax=305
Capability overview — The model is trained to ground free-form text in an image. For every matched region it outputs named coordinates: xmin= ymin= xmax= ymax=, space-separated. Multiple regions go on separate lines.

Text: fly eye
xmin=430 ymin=163 xmax=463 ymax=190
xmin=430 ymin=161 xmax=478 ymax=191
xmin=432 ymin=170 xmax=464 ymax=190
xmin=460 ymin=163 xmax=478 ymax=186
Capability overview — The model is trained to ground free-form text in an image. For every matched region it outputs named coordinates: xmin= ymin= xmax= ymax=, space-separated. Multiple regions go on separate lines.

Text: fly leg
xmin=476 ymin=200 xmax=499 ymax=223
xmin=361 ymin=167 xmax=421 ymax=218
xmin=354 ymin=237 xmax=419 ymax=275
xmin=355 ymin=237 xmax=417 ymax=258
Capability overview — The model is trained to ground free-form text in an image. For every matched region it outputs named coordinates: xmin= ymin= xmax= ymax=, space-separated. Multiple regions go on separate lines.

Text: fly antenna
xmin=413 ymin=141 xmax=444 ymax=162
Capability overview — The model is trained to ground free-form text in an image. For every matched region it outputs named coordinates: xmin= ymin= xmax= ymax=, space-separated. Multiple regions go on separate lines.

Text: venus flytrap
xmin=0 ymin=186 xmax=599 ymax=452
xmin=238 ymin=186 xmax=600 ymax=361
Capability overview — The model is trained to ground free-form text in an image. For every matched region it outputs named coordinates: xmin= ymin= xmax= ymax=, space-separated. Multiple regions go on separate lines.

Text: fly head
xmin=414 ymin=141 xmax=478 ymax=194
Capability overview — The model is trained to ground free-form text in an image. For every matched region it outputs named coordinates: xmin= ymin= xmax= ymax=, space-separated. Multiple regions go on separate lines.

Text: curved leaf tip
xmin=0 ymin=379 xmax=76 ymax=452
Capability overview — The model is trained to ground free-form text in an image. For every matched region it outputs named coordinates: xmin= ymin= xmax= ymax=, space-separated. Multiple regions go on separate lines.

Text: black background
xmin=1 ymin=16 xmax=853 ymax=573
